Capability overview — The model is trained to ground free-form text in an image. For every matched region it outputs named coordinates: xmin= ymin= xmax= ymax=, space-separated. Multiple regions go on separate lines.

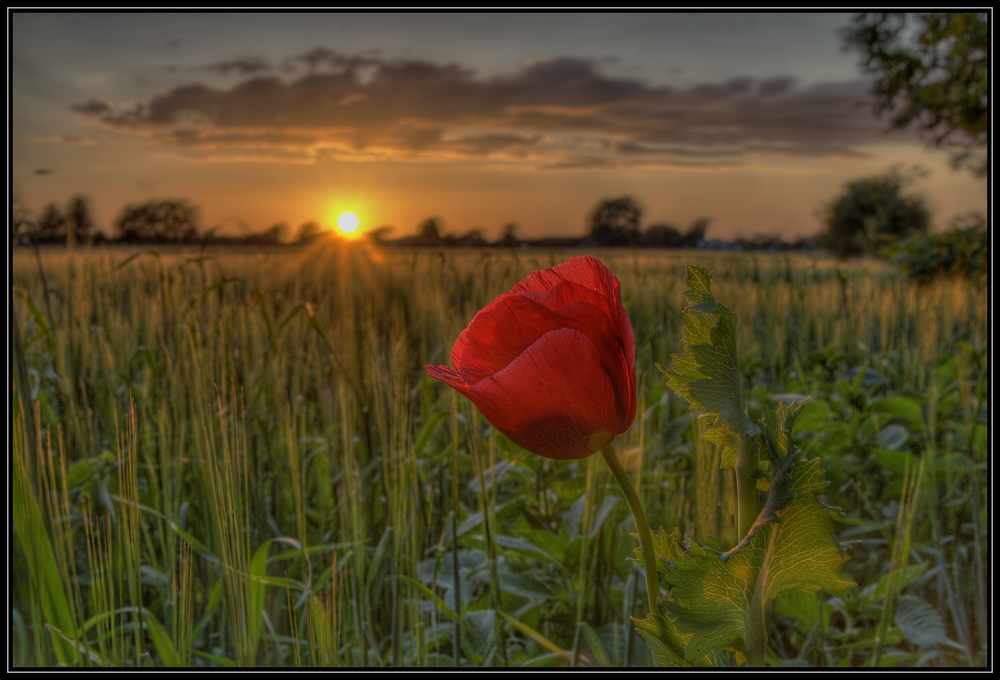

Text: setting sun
xmin=337 ymin=212 xmax=360 ymax=235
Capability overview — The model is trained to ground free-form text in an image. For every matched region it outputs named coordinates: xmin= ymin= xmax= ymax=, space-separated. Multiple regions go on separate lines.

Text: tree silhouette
xmin=418 ymin=217 xmax=444 ymax=244
xmin=842 ymin=12 xmax=988 ymax=176
xmin=587 ymin=196 xmax=642 ymax=246
xmin=500 ymin=222 xmax=520 ymax=247
xmin=66 ymin=195 xmax=94 ymax=246
xmin=459 ymin=229 xmax=487 ymax=247
xmin=641 ymin=223 xmax=684 ymax=248
xmin=683 ymin=218 xmax=710 ymax=248
xmin=367 ymin=225 xmax=394 ymax=244
xmin=820 ymin=169 xmax=930 ymax=258
xmin=295 ymin=221 xmax=323 ymax=244
xmin=246 ymin=223 xmax=287 ymax=245
xmin=116 ymin=199 xmax=200 ymax=243
xmin=35 ymin=203 xmax=68 ymax=243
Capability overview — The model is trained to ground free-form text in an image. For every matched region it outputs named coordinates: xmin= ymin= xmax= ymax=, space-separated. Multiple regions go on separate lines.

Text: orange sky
xmin=11 ymin=12 xmax=987 ymax=242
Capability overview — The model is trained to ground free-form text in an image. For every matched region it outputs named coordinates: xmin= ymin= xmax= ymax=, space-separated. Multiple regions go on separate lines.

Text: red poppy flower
xmin=425 ymin=255 xmax=636 ymax=460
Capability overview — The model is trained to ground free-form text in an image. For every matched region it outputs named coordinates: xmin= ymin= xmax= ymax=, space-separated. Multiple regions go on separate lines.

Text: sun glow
xmin=337 ymin=212 xmax=360 ymax=235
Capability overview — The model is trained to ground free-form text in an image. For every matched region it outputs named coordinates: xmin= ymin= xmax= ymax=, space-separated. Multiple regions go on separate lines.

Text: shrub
xmin=883 ymin=212 xmax=988 ymax=282
xmin=820 ymin=169 xmax=930 ymax=258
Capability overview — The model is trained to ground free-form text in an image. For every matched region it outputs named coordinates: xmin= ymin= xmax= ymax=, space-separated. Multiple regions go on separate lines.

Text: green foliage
xmin=820 ymin=169 xmax=931 ymax=258
xmin=652 ymin=458 xmax=854 ymax=660
xmin=645 ymin=266 xmax=853 ymax=666
xmin=882 ymin=213 xmax=988 ymax=282
xmin=842 ymin=12 xmax=988 ymax=176
xmin=633 ymin=453 xmax=855 ymax=666
xmin=661 ymin=266 xmax=759 ymax=468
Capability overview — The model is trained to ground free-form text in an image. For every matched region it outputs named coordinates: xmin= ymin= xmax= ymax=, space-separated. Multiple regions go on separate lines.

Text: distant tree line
xmin=385 ymin=197 xmax=810 ymax=251
xmin=14 ymin=176 xmax=984 ymax=281
xmin=24 ymin=196 xmax=96 ymax=246
xmin=14 ymin=197 xmax=332 ymax=248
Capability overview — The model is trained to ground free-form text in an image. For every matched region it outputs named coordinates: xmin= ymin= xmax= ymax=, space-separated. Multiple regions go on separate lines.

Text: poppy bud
xmin=426 ymin=255 xmax=636 ymax=459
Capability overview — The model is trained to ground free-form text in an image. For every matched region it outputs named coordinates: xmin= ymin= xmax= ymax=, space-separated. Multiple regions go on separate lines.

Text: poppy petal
xmin=446 ymin=328 xmax=623 ymax=460
xmin=427 ymin=256 xmax=636 ymax=460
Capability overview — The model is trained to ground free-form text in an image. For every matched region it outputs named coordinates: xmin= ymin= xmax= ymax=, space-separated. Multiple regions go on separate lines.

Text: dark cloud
xmin=72 ymin=98 xmax=113 ymax=118
xmin=72 ymin=51 xmax=900 ymax=167
xmin=614 ymin=141 xmax=739 ymax=157
xmin=205 ymin=57 xmax=272 ymax=77
xmin=448 ymin=132 xmax=543 ymax=155
xmin=757 ymin=76 xmax=796 ymax=97
xmin=53 ymin=134 xmax=94 ymax=145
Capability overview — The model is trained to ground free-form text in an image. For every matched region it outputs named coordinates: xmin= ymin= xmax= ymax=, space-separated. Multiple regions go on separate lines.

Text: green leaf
xmin=876 ymin=424 xmax=910 ymax=450
xmin=66 ymin=458 xmax=98 ymax=490
xmin=499 ymin=611 xmax=572 ymax=663
xmin=894 ymin=595 xmax=949 ymax=646
xmin=496 ymin=569 xmax=554 ymax=600
xmin=659 ymin=458 xmax=854 ymax=662
xmin=723 ymin=452 xmax=798 ymax=560
xmin=664 ymin=266 xmax=759 ymax=468
xmin=632 ymin=613 xmax=697 ymax=667
xmin=141 ymin=608 xmax=182 ymax=667
xmin=248 ymin=540 xmax=272 ymax=656
xmin=863 ymin=563 xmax=927 ymax=603
xmin=192 ymin=650 xmax=237 ymax=667
xmin=12 ymin=460 xmax=81 ymax=666
xmin=869 ymin=394 xmax=925 ymax=428
xmin=760 ymin=398 xmax=809 ymax=462
xmin=661 ymin=538 xmax=751 ymax=660
xmin=631 ymin=525 xmax=688 ymax=569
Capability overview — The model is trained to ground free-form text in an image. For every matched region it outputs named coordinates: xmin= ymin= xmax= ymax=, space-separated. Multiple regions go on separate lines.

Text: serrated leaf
xmin=760 ymin=398 xmax=809 ymax=462
xmin=633 ymin=613 xmax=696 ymax=667
xmin=723 ymin=452 xmax=798 ymax=560
xmin=681 ymin=266 xmax=719 ymax=311
xmin=661 ymin=538 xmax=751 ymax=661
xmin=665 ymin=266 xmax=759 ymax=467
xmin=703 ymin=423 xmax=741 ymax=469
xmin=659 ymin=458 xmax=854 ymax=662
xmin=632 ymin=525 xmax=688 ymax=569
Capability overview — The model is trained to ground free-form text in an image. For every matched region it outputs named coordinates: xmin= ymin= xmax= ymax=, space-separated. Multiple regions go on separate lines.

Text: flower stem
xmin=600 ymin=442 xmax=659 ymax=618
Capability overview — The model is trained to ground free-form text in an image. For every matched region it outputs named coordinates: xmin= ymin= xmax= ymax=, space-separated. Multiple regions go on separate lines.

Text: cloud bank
xmin=72 ymin=50 xmax=899 ymax=168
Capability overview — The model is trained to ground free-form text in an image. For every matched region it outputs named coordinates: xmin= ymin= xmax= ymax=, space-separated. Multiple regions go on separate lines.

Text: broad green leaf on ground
xmin=657 ymin=458 xmax=854 ymax=662
xmin=660 ymin=266 xmax=759 ymax=468
xmin=894 ymin=595 xmax=949 ymax=646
